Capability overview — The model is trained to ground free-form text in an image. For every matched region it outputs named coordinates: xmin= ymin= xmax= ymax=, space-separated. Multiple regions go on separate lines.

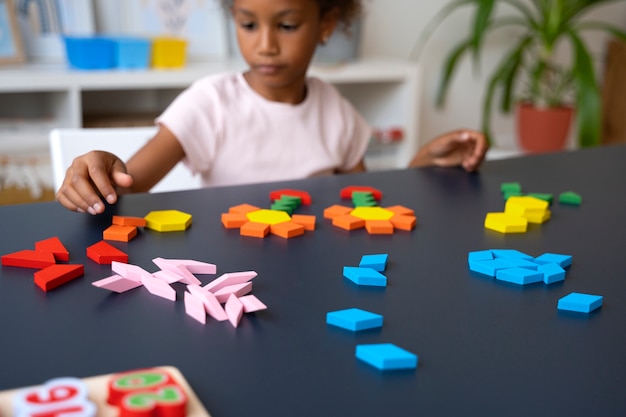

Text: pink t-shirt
xmin=156 ymin=72 xmax=371 ymax=187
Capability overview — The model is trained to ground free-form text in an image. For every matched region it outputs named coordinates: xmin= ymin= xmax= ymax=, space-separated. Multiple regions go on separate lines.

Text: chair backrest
xmin=49 ymin=127 xmax=202 ymax=193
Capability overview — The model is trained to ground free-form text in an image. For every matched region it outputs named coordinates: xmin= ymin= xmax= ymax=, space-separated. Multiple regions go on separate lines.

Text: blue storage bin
xmin=64 ymin=36 xmax=116 ymax=70
xmin=114 ymin=37 xmax=151 ymax=70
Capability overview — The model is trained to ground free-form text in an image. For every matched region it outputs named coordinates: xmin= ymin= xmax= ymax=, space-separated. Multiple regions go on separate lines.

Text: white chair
xmin=49 ymin=127 xmax=202 ymax=193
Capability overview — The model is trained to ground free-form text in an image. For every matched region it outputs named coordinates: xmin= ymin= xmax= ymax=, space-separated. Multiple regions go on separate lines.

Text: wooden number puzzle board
xmin=0 ymin=366 xmax=212 ymax=417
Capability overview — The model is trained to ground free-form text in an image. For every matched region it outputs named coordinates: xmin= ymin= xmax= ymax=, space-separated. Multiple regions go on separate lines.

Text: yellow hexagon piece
xmin=350 ymin=206 xmax=395 ymax=221
xmin=144 ymin=210 xmax=192 ymax=232
xmin=246 ymin=209 xmax=291 ymax=225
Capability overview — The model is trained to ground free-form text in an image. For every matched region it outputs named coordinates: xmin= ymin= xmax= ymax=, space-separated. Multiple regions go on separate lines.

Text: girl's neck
xmin=243 ymin=72 xmax=307 ymax=105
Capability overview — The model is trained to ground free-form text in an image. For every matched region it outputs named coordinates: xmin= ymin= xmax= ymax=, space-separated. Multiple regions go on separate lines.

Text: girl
xmin=57 ymin=0 xmax=487 ymax=215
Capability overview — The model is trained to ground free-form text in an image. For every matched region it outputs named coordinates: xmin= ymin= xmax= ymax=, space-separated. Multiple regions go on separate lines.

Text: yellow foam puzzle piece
xmin=484 ymin=212 xmax=528 ymax=233
xmin=350 ymin=206 xmax=395 ymax=221
xmin=505 ymin=196 xmax=549 ymax=216
xmin=144 ymin=210 xmax=193 ymax=232
xmin=246 ymin=209 xmax=291 ymax=225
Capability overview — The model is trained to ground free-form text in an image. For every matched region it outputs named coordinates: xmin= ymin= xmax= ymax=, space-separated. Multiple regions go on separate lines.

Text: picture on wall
xmin=122 ymin=0 xmax=228 ymax=60
xmin=15 ymin=0 xmax=94 ymax=61
xmin=0 ymin=0 xmax=25 ymax=65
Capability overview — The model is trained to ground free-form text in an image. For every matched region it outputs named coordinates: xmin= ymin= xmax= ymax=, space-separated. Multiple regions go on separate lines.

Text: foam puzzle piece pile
xmin=468 ymin=249 xmax=571 ymax=285
xmin=486 ymin=183 xmax=583 ymax=234
xmin=221 ymin=189 xmax=316 ymax=239
xmin=324 ymin=186 xmax=417 ymax=234
xmin=92 ymin=258 xmax=266 ymax=328
xmin=468 ymin=248 xmax=603 ymax=314
xmin=328 ymin=254 xmax=418 ymax=371
xmin=1 ymin=236 xmax=84 ymax=292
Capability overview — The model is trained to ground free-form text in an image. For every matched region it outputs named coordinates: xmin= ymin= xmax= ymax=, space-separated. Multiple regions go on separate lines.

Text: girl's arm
xmin=55 ymin=125 xmax=185 ymax=215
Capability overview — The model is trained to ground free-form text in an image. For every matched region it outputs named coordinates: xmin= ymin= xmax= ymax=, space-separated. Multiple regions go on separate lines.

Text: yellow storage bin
xmin=151 ymin=37 xmax=188 ymax=69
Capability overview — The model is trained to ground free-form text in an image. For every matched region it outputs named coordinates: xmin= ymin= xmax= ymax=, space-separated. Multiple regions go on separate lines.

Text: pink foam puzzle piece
xmin=213 ymin=282 xmax=253 ymax=304
xmin=204 ymin=271 xmax=257 ymax=293
xmin=164 ymin=258 xmax=217 ymax=275
xmin=239 ymin=295 xmax=268 ymax=313
xmin=184 ymin=291 xmax=206 ymax=325
xmin=141 ymin=274 xmax=176 ymax=301
xmin=152 ymin=258 xmax=201 ymax=285
xmin=187 ymin=285 xmax=228 ymax=322
xmin=152 ymin=269 xmax=184 ymax=284
xmin=111 ymin=261 xmax=150 ymax=282
xmin=92 ymin=275 xmax=143 ymax=293
xmin=225 ymin=294 xmax=244 ymax=328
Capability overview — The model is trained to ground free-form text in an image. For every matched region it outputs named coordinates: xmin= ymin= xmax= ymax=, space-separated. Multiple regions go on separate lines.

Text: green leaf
xmin=436 ymin=39 xmax=474 ymax=107
xmin=567 ymin=30 xmax=601 ymax=147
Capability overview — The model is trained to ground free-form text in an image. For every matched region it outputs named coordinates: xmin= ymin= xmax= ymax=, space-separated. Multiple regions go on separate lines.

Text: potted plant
xmin=414 ymin=0 xmax=626 ymax=152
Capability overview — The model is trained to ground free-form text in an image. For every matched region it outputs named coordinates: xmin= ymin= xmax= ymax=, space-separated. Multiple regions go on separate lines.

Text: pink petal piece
xmin=184 ymin=291 xmax=206 ymax=325
xmin=187 ymin=285 xmax=228 ymax=322
xmin=204 ymin=271 xmax=257 ymax=293
xmin=141 ymin=274 xmax=176 ymax=301
xmin=225 ymin=294 xmax=244 ymax=328
xmin=111 ymin=262 xmax=149 ymax=281
xmin=92 ymin=275 xmax=143 ymax=293
xmin=239 ymin=295 xmax=267 ymax=313
xmin=152 ymin=269 xmax=184 ymax=284
xmin=213 ymin=282 xmax=253 ymax=303
xmin=152 ymin=257 xmax=201 ymax=285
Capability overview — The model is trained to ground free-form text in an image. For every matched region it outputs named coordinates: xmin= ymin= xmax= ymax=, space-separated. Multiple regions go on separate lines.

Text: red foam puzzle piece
xmin=35 ymin=236 xmax=70 ymax=262
xmin=34 ymin=264 xmax=84 ymax=292
xmin=340 ymin=186 xmax=383 ymax=201
xmin=1 ymin=250 xmax=56 ymax=269
xmin=86 ymin=241 xmax=128 ymax=265
xmin=269 ymin=189 xmax=312 ymax=205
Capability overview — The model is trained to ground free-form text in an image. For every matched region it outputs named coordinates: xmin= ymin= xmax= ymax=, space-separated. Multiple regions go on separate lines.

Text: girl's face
xmin=232 ymin=0 xmax=336 ymax=103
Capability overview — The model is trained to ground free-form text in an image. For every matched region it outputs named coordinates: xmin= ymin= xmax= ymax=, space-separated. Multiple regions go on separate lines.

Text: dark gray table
xmin=1 ymin=145 xmax=625 ymax=417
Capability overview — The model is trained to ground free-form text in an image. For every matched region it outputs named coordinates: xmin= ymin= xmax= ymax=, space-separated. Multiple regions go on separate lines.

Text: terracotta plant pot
xmin=516 ymin=103 xmax=574 ymax=153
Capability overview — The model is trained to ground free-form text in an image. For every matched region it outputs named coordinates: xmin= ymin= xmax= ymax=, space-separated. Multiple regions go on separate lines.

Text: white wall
xmin=360 ymin=0 xmax=626 ymax=148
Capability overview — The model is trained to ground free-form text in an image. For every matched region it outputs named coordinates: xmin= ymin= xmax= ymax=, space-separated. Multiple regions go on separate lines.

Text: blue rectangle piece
xmin=496 ymin=267 xmax=543 ymax=285
xmin=356 ymin=343 xmax=417 ymax=370
xmin=557 ymin=292 xmax=603 ymax=313
xmin=343 ymin=266 xmax=387 ymax=286
xmin=359 ymin=254 xmax=388 ymax=272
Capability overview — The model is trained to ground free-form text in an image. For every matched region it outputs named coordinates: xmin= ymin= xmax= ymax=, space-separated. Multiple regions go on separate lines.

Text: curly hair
xmin=221 ymin=0 xmax=362 ymax=33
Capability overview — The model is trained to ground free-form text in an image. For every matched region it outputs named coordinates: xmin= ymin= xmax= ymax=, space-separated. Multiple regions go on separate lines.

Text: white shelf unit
xmin=0 ymin=57 xmax=421 ymax=170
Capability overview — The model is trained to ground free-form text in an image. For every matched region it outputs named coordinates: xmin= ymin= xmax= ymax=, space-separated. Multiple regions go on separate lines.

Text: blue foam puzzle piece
xmin=468 ymin=258 xmax=512 ymax=277
xmin=491 ymin=249 xmax=534 ymax=260
xmin=557 ymin=292 xmax=603 ymax=313
xmin=326 ymin=308 xmax=383 ymax=331
xmin=538 ymin=262 xmax=566 ymax=284
xmin=496 ymin=267 xmax=543 ymax=285
xmin=359 ymin=254 xmax=388 ymax=272
xmin=355 ymin=343 xmax=418 ymax=370
xmin=468 ymin=250 xmax=493 ymax=262
xmin=343 ymin=266 xmax=387 ymax=287
xmin=534 ymin=253 xmax=572 ymax=268
xmin=500 ymin=258 xmax=540 ymax=270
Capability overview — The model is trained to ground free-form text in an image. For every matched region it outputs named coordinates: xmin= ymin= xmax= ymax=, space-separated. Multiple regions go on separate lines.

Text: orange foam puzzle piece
xmin=269 ymin=189 xmax=312 ymax=205
xmin=270 ymin=221 xmax=305 ymax=239
xmin=34 ymin=264 xmax=84 ymax=292
xmin=86 ymin=241 xmax=128 ymax=265
xmin=112 ymin=215 xmax=147 ymax=227
xmin=103 ymin=225 xmax=137 ymax=242
xmin=323 ymin=205 xmax=352 ymax=220
xmin=1 ymin=250 xmax=56 ymax=269
xmin=385 ymin=205 xmax=415 ymax=216
xmin=229 ymin=204 xmax=261 ymax=214
xmin=389 ymin=214 xmax=417 ymax=231
xmin=333 ymin=214 xmax=366 ymax=231
xmin=240 ymin=222 xmax=270 ymax=238
xmin=221 ymin=212 xmax=249 ymax=229
xmin=290 ymin=214 xmax=316 ymax=231
xmin=365 ymin=220 xmax=394 ymax=234
xmin=35 ymin=236 xmax=70 ymax=262
xmin=340 ymin=186 xmax=383 ymax=201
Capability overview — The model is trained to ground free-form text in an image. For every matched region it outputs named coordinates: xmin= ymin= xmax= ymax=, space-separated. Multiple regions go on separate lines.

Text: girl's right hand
xmin=55 ymin=151 xmax=134 ymax=215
